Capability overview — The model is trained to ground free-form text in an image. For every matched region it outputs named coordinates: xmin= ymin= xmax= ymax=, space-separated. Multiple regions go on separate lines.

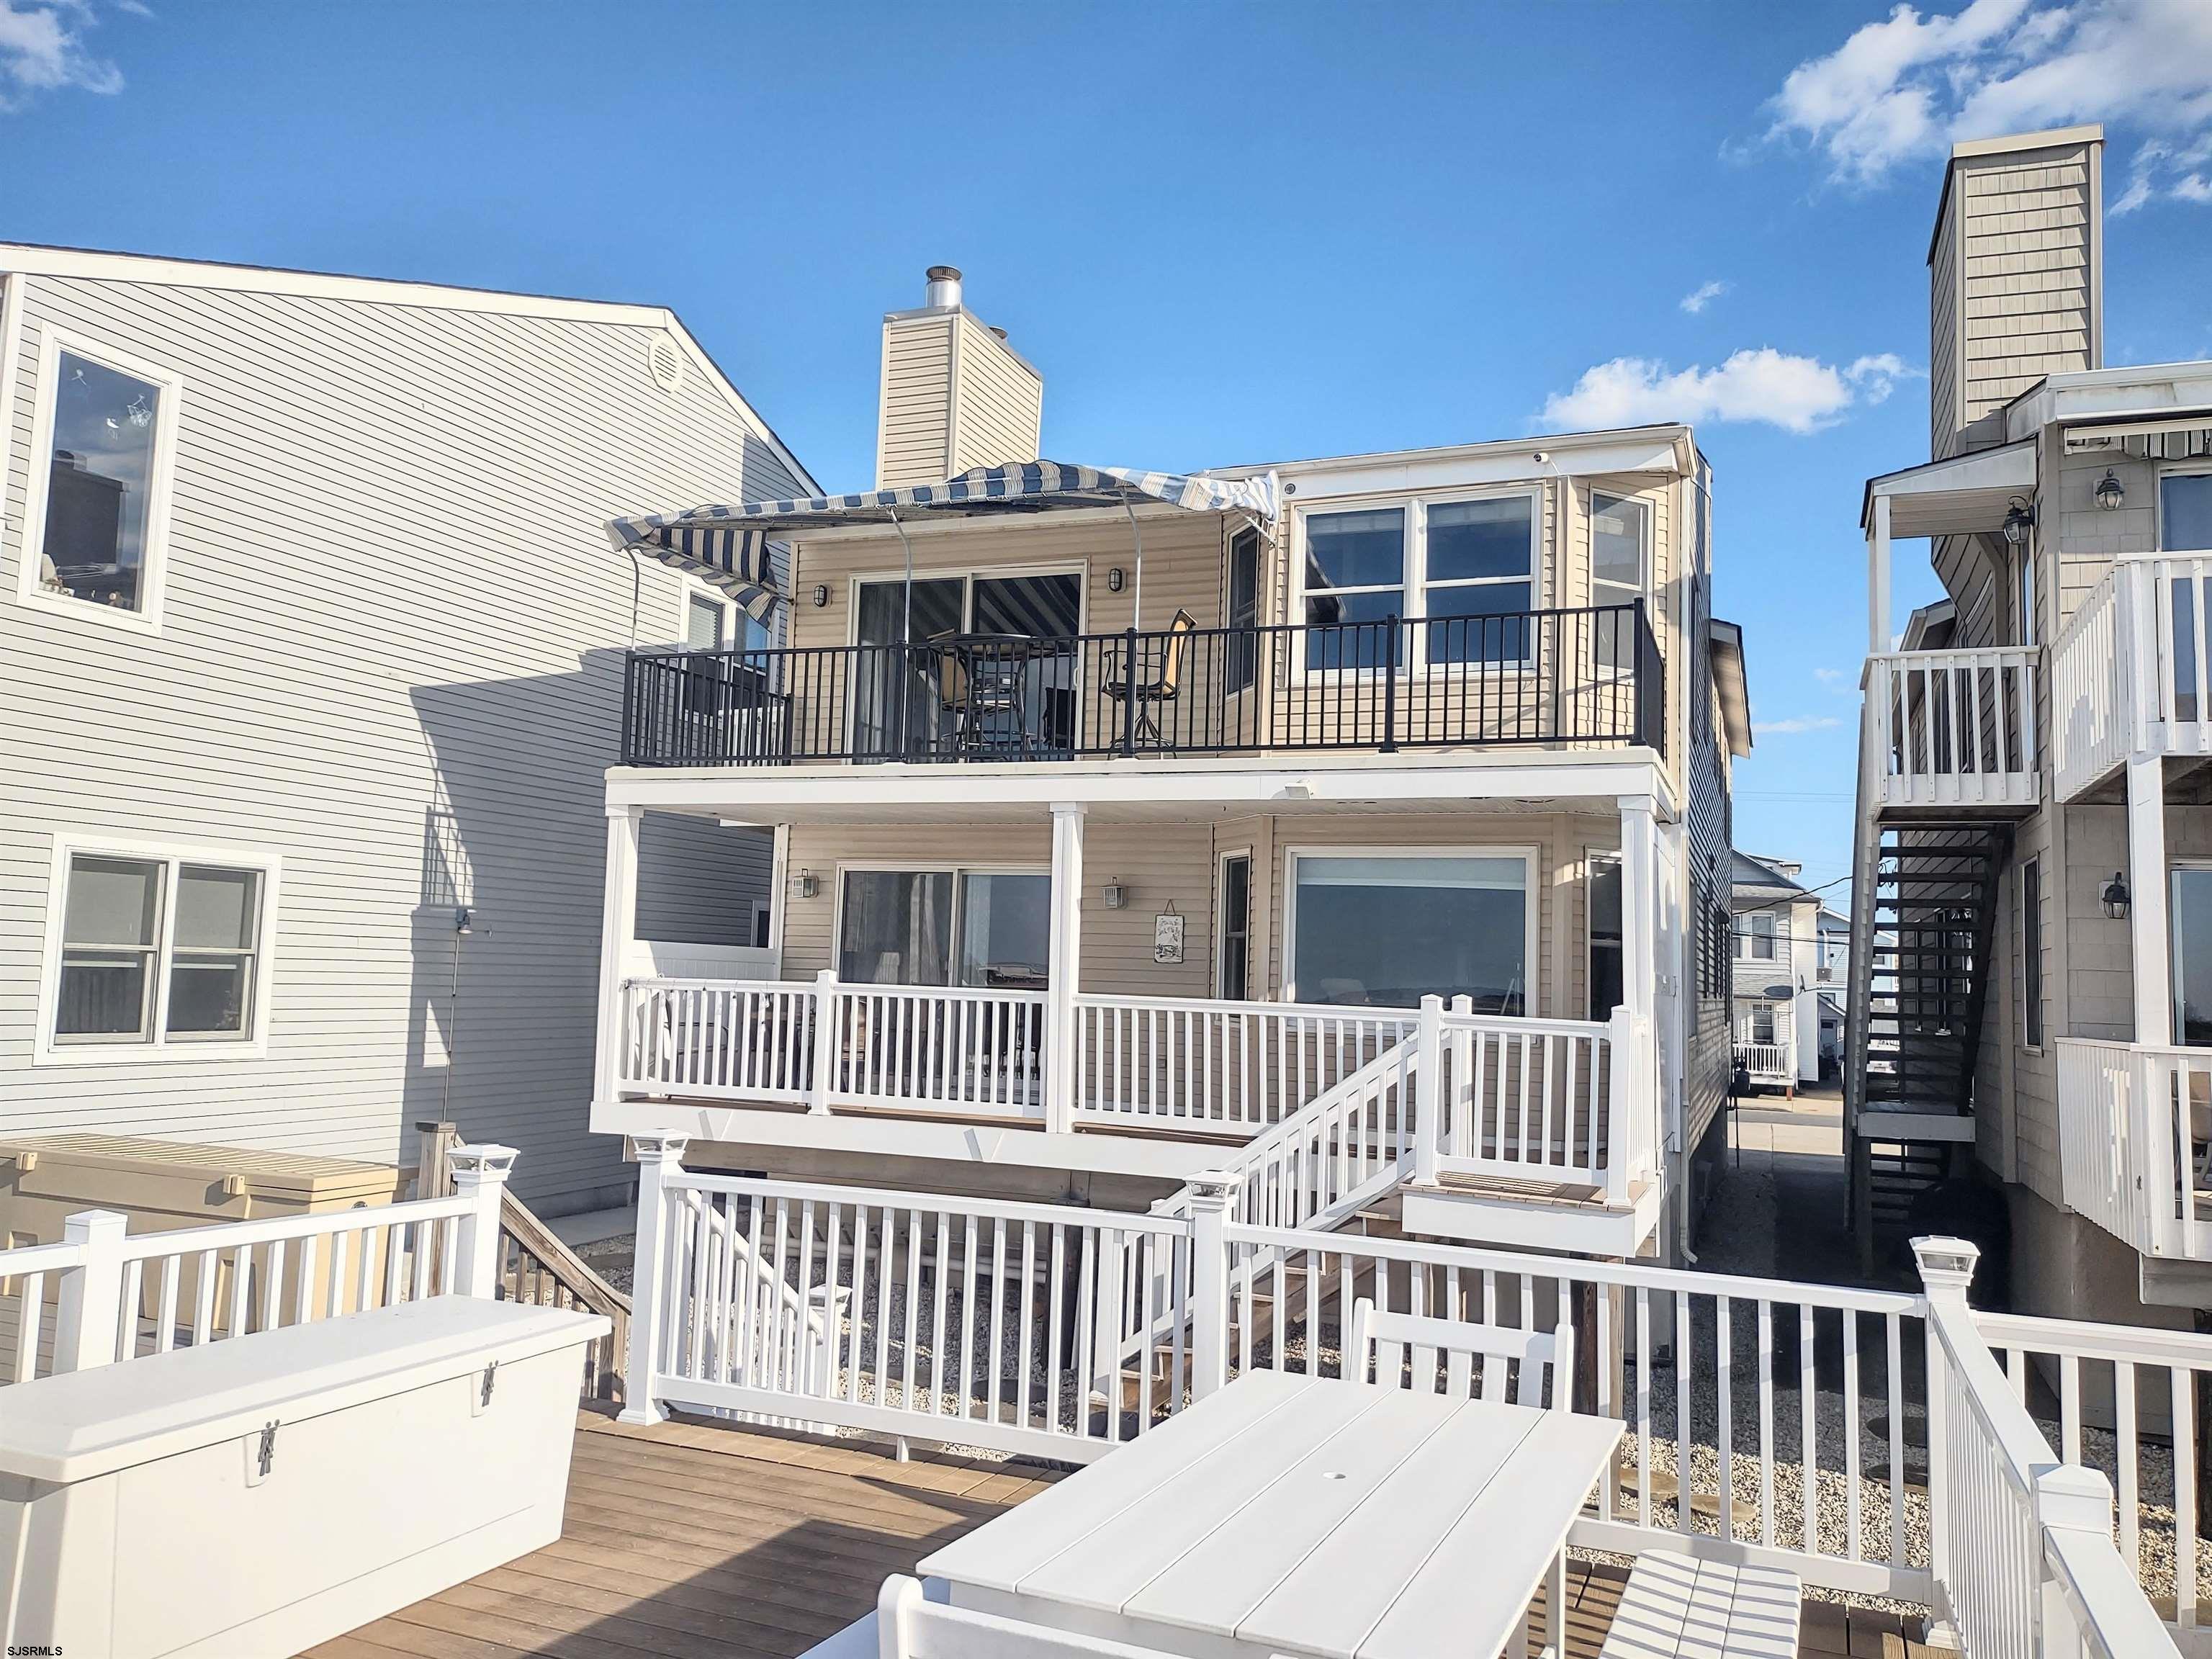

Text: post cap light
xmin=2101 ymin=871 xmax=2131 ymax=920
xmin=2095 ymin=469 xmax=2125 ymax=512
xmin=2002 ymin=496 xmax=2036 ymax=547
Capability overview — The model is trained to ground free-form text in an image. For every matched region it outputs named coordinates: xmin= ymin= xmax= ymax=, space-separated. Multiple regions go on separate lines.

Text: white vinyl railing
xmin=1920 ymin=1241 xmax=2185 ymax=1659
xmin=2053 ymin=552 xmax=2212 ymax=802
xmin=1431 ymin=1002 xmax=1625 ymax=1193
xmin=622 ymin=976 xmax=819 ymax=1100
xmin=2057 ymin=1037 xmax=2212 ymax=1260
xmin=619 ymin=1153 xmax=2196 ymax=1642
xmin=1070 ymin=994 xmax=1414 ymax=1135
xmin=1735 ymin=1038 xmax=1790 ymax=1083
xmin=0 ymin=1145 xmax=515 ymax=1385
xmin=1866 ymin=645 xmax=2041 ymax=811
xmin=827 ymin=981 xmax=1046 ymax=1113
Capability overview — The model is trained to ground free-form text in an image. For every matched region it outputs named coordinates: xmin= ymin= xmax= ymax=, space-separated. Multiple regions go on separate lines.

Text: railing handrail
xmin=2042 ymin=1507 xmax=2190 ymax=1659
xmin=1438 ymin=1007 xmax=1611 ymax=1039
xmin=670 ymin=1168 xmax=1193 ymax=1238
xmin=0 ymin=1238 xmax=87 ymax=1277
xmin=116 ymin=1190 xmax=475 ymax=1261
xmin=1865 ymin=642 xmax=2043 ymax=665
xmin=1071 ymin=989 xmax=1418 ymax=1025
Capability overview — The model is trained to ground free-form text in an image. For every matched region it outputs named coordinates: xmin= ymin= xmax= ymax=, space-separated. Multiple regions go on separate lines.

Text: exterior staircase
xmin=1845 ymin=824 xmax=2010 ymax=1269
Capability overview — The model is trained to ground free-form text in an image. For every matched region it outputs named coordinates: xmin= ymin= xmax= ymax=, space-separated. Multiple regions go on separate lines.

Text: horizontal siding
xmin=1954 ymin=149 xmax=2096 ymax=431
xmin=876 ymin=315 xmax=953 ymax=490
xmin=948 ymin=313 xmax=1042 ymax=475
xmin=0 ymin=268 xmax=806 ymax=1208
xmin=634 ymin=814 xmax=772 ymax=945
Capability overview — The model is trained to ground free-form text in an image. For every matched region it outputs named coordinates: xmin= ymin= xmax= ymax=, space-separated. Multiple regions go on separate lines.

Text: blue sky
xmin=7 ymin=1 xmax=2209 ymax=896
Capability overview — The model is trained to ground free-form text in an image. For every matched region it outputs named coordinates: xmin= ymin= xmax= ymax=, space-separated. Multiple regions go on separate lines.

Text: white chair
xmin=1348 ymin=1295 xmax=1573 ymax=1410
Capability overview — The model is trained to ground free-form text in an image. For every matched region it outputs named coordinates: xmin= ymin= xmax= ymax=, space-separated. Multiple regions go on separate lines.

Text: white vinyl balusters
xmin=1070 ymin=995 xmax=1414 ymax=1133
xmin=1867 ymin=647 xmax=2040 ymax=811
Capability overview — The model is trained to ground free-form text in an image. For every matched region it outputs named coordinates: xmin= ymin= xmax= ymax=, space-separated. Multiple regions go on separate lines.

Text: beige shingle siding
xmin=1931 ymin=145 xmax=2098 ymax=455
xmin=876 ymin=313 xmax=956 ymax=488
xmin=0 ymin=266 xmax=805 ymax=1208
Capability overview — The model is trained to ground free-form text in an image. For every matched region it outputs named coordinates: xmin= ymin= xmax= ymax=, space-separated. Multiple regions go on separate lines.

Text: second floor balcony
xmin=620 ymin=603 xmax=1665 ymax=769
xmin=2052 ymin=550 xmax=2212 ymax=802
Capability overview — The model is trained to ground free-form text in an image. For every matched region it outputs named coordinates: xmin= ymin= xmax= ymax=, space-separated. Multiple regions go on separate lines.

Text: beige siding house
xmin=0 ymin=246 xmax=810 ymax=1212
xmin=1845 ymin=127 xmax=2212 ymax=1323
xmin=596 ymin=269 xmax=1752 ymax=1263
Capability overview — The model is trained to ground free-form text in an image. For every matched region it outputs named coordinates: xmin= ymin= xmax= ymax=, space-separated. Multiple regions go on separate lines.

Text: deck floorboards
xmin=321 ymin=1411 xmax=1937 ymax=1659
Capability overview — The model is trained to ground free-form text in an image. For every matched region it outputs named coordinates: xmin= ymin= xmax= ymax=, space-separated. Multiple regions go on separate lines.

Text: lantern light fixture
xmin=2001 ymin=496 xmax=2036 ymax=547
xmin=2095 ymin=469 xmax=2125 ymax=512
xmin=2101 ymin=871 xmax=2131 ymax=920
xmin=1102 ymin=879 xmax=1127 ymax=910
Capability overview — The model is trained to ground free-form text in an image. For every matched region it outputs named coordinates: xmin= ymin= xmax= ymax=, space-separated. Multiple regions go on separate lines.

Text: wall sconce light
xmin=1102 ymin=879 xmax=1127 ymax=910
xmin=1107 ymin=567 xmax=1125 ymax=593
xmin=811 ymin=584 xmax=830 ymax=608
xmin=2095 ymin=469 xmax=2126 ymax=512
xmin=2001 ymin=496 xmax=2036 ymax=547
xmin=2101 ymin=871 xmax=2131 ymax=920
xmin=794 ymin=870 xmax=819 ymax=900
xmin=454 ymin=907 xmax=483 ymax=935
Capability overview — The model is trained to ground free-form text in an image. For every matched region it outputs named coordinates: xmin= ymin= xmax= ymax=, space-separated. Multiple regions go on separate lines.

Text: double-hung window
xmin=1300 ymin=495 xmax=1537 ymax=670
xmin=18 ymin=330 xmax=184 ymax=628
xmin=1738 ymin=910 xmax=1776 ymax=961
xmin=43 ymin=841 xmax=276 ymax=1059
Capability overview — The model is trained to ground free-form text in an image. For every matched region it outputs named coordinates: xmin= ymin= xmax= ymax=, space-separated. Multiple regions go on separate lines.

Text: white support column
xmin=594 ymin=806 xmax=644 ymax=1107
xmin=1912 ymin=1236 xmax=1980 ymax=1653
xmin=449 ymin=1143 xmax=518 ymax=1299
xmin=619 ymin=1133 xmax=688 ymax=1425
xmin=1047 ymin=804 xmax=1086 ymax=1135
xmin=1618 ymin=796 xmax=1658 ymax=1030
xmin=1869 ymin=494 xmax=1893 ymax=658
xmin=2126 ymin=755 xmax=2171 ymax=1045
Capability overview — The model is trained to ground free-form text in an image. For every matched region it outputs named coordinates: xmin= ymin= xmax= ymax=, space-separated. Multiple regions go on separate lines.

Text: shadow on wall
xmin=402 ymin=650 xmax=770 ymax=1208
xmin=403 ymin=650 xmax=627 ymax=1207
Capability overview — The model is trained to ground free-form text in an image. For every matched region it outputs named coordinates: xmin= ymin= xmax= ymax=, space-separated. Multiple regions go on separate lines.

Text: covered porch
xmin=592 ymin=755 xmax=1675 ymax=1233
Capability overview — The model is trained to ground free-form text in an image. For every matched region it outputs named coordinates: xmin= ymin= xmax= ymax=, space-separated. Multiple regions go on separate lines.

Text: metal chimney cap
xmin=925 ymin=264 xmax=963 ymax=282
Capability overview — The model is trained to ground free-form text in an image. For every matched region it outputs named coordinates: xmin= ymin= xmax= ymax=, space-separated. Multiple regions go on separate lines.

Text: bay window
xmin=1285 ymin=849 xmax=1532 ymax=1012
xmin=1299 ymin=494 xmax=1537 ymax=670
xmin=43 ymin=841 xmax=275 ymax=1058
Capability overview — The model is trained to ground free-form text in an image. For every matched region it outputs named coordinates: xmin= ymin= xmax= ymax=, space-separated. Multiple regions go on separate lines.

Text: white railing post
xmin=620 ymin=1133 xmax=688 ymax=1424
xmin=1606 ymin=1004 xmax=1635 ymax=1205
xmin=449 ymin=1143 xmax=518 ymax=1299
xmin=50 ymin=1208 xmax=128 ymax=1374
xmin=1914 ymin=1234 xmax=1980 ymax=1650
xmin=1449 ymin=994 xmax=1473 ymax=1164
xmin=2125 ymin=559 xmax=2159 ymax=752
xmin=1412 ymin=994 xmax=1444 ymax=1186
xmin=808 ymin=968 xmax=840 ymax=1115
xmin=1187 ymin=1169 xmax=1234 ymax=1399
xmin=2035 ymin=1465 xmax=2116 ymax=1658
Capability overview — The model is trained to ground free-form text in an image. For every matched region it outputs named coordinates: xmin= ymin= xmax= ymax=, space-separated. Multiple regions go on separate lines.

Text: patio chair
xmin=932 ymin=631 xmax=1021 ymax=757
xmin=1102 ymin=609 xmax=1197 ymax=748
xmin=1349 ymin=1296 xmax=1573 ymax=1410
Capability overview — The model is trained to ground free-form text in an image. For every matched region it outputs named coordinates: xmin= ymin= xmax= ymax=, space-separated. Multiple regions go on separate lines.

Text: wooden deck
xmin=318 ymin=1411 xmax=1938 ymax=1659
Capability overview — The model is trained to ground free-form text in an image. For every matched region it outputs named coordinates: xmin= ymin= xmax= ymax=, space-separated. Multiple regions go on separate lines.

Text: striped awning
xmin=611 ymin=462 xmax=1277 ymax=612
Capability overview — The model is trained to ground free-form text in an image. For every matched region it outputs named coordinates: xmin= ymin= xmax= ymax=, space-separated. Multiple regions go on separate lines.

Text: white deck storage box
xmin=0 ymin=1295 xmax=610 ymax=1659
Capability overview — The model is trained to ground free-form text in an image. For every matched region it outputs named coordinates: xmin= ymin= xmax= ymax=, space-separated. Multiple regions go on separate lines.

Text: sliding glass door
xmin=837 ymin=868 xmax=1050 ymax=989
xmin=849 ymin=572 xmax=1082 ymax=760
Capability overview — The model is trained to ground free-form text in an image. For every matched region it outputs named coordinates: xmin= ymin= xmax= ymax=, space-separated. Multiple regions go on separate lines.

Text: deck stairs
xmin=1845 ymin=824 xmax=2010 ymax=1270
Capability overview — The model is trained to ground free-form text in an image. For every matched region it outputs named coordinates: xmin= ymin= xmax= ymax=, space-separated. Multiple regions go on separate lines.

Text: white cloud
xmin=1539 ymin=348 xmax=1922 ymax=436
xmin=1755 ymin=715 xmax=1845 ymax=736
xmin=1766 ymin=1 xmax=2212 ymax=210
xmin=1680 ymin=280 xmax=1732 ymax=315
xmin=0 ymin=1 xmax=122 ymax=109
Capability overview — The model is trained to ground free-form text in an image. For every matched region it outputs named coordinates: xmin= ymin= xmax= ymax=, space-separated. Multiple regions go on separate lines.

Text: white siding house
xmin=0 ymin=246 xmax=811 ymax=1213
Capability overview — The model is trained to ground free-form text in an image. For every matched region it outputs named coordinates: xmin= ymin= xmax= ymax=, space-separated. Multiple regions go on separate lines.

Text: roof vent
xmin=924 ymin=265 xmax=963 ymax=310
xmin=646 ymin=333 xmax=685 ymax=394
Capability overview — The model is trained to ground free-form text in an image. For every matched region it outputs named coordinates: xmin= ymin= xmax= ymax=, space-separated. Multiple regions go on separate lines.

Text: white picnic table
xmin=918 ymin=1368 xmax=1622 ymax=1659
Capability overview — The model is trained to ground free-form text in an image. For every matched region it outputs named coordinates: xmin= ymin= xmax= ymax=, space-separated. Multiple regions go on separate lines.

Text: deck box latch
xmin=246 ymin=1419 xmax=279 ymax=1486
xmin=474 ymin=1359 xmax=499 ymax=1416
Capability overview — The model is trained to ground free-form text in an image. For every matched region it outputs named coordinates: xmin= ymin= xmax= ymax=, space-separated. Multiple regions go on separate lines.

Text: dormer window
xmin=18 ymin=331 xmax=183 ymax=629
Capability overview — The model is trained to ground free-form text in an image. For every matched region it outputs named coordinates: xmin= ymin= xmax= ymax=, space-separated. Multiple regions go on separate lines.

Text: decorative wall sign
xmin=1153 ymin=908 xmax=1186 ymax=966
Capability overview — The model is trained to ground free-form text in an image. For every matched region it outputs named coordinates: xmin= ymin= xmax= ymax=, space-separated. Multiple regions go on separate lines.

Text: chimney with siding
xmin=875 ymin=266 xmax=1045 ymax=489
xmin=1926 ymin=126 xmax=2105 ymax=460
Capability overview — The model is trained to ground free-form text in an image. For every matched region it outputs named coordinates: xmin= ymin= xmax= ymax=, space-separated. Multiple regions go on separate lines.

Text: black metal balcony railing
xmin=621 ymin=603 xmax=1664 ymax=768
